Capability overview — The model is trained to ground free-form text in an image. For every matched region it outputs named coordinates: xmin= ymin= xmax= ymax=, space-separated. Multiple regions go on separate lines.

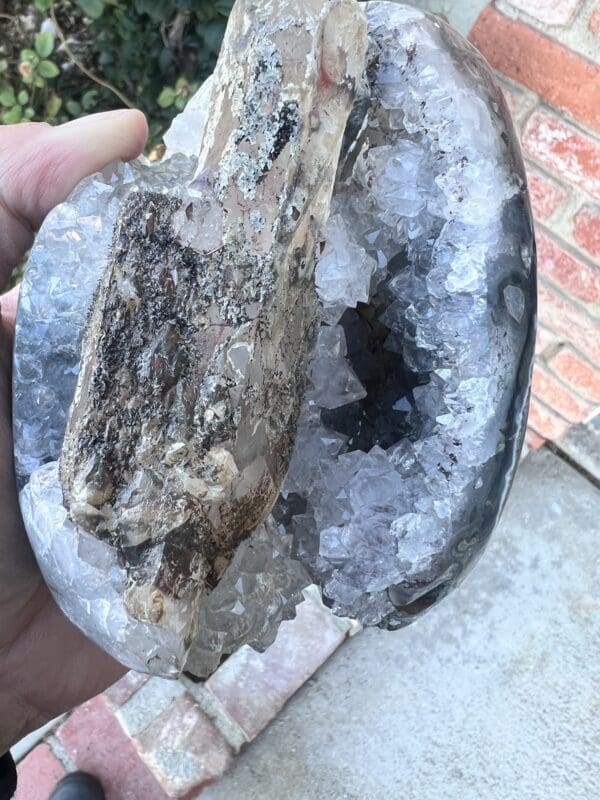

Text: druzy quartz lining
xmin=13 ymin=0 xmax=535 ymax=678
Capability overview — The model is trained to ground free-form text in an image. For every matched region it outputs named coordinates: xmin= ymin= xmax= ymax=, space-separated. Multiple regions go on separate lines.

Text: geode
xmin=14 ymin=0 xmax=536 ymax=678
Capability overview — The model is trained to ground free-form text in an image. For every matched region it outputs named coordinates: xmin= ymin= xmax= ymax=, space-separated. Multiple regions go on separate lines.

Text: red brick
xmin=526 ymin=167 xmax=568 ymax=221
xmin=527 ymin=397 xmax=571 ymax=440
xmin=56 ymin=696 xmax=168 ymax=800
xmin=548 ymin=347 xmax=600 ymax=403
xmin=206 ymin=598 xmax=346 ymax=742
xmin=471 ymin=8 xmax=600 ymax=132
xmin=103 ymin=672 xmax=149 ymax=709
xmin=535 ymin=325 xmax=559 ymax=356
xmin=532 ymin=363 xmax=593 ymax=423
xmin=589 ymin=7 xmax=600 ymax=37
xmin=537 ymin=283 xmax=600 ymax=363
xmin=14 ymin=744 xmax=66 ymax=800
xmin=503 ymin=0 xmax=581 ymax=26
xmin=573 ymin=204 xmax=600 ymax=260
xmin=536 ymin=228 xmax=600 ymax=304
xmin=135 ymin=693 xmax=233 ymax=798
xmin=525 ymin=429 xmax=546 ymax=450
xmin=522 ymin=109 xmax=600 ymax=199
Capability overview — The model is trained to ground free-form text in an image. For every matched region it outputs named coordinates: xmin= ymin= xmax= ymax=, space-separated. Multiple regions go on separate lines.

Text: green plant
xmin=0 ymin=31 xmax=62 ymax=124
xmin=82 ymin=0 xmax=232 ymax=142
xmin=0 ymin=1 xmax=233 ymax=144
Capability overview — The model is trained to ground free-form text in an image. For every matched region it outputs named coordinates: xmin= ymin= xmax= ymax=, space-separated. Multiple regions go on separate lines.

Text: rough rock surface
xmin=14 ymin=0 xmax=535 ymax=678
xmin=60 ymin=0 xmax=366 ymax=637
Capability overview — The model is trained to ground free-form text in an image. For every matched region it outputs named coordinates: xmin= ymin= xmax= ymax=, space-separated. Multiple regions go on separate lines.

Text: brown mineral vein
xmin=60 ymin=0 xmax=367 ymax=627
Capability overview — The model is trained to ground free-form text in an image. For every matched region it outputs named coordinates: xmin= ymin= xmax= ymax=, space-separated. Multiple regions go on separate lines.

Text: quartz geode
xmin=14 ymin=0 xmax=535 ymax=678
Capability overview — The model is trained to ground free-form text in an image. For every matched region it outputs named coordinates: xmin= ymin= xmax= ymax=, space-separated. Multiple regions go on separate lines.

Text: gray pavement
xmin=203 ymin=445 xmax=600 ymax=800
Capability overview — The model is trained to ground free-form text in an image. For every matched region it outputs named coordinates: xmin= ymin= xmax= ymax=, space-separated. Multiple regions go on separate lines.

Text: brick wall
xmin=470 ymin=0 xmax=600 ymax=448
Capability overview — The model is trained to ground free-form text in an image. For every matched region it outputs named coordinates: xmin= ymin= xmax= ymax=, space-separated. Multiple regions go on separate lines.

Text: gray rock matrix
xmin=13 ymin=0 xmax=535 ymax=677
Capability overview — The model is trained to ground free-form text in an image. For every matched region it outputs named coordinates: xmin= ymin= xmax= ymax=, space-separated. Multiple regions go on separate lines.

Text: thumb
xmin=0 ymin=110 xmax=148 ymax=284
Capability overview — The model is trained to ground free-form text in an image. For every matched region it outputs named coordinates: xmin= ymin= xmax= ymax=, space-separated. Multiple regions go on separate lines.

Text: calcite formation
xmin=14 ymin=0 xmax=535 ymax=678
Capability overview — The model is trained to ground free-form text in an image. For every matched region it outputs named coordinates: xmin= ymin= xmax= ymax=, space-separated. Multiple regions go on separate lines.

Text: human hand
xmin=0 ymin=111 xmax=148 ymax=753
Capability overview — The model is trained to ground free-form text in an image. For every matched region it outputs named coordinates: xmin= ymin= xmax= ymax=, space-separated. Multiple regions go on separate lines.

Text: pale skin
xmin=0 ymin=110 xmax=149 ymax=753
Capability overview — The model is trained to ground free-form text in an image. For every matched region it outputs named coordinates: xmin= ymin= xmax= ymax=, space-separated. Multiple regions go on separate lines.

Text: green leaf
xmin=38 ymin=60 xmax=60 ymax=78
xmin=20 ymin=49 xmax=38 ymax=62
xmin=0 ymin=90 xmax=16 ymax=107
xmin=46 ymin=93 xmax=62 ymax=117
xmin=82 ymin=89 xmax=99 ymax=110
xmin=18 ymin=90 xmax=29 ymax=105
xmin=77 ymin=0 xmax=106 ymax=19
xmin=35 ymin=31 xmax=55 ymax=58
xmin=157 ymin=87 xmax=176 ymax=108
xmin=24 ymin=107 xmax=36 ymax=120
xmin=66 ymin=99 xmax=82 ymax=116
xmin=2 ymin=105 xmax=23 ymax=124
xmin=34 ymin=0 xmax=53 ymax=10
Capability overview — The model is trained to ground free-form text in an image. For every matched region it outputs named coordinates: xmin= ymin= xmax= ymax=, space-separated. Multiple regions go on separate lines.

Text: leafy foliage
xmin=0 ymin=26 xmax=64 ymax=124
xmin=0 ymin=0 xmax=233 ymax=144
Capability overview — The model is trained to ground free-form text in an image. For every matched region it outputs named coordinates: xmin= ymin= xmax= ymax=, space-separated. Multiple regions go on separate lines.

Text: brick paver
xmin=135 ymin=694 xmax=233 ymax=798
xmin=14 ymin=744 xmax=66 ymax=800
xmin=102 ymin=671 xmax=149 ymax=709
xmin=205 ymin=597 xmax=347 ymax=742
xmin=56 ymin=696 xmax=169 ymax=800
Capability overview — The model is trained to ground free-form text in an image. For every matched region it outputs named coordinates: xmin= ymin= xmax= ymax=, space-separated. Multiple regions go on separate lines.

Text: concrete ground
xmin=203 ymin=441 xmax=600 ymax=800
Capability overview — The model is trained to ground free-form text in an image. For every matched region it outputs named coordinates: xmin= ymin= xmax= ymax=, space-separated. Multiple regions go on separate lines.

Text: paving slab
xmin=202 ymin=448 xmax=600 ymax=800
xmin=557 ymin=417 xmax=600 ymax=483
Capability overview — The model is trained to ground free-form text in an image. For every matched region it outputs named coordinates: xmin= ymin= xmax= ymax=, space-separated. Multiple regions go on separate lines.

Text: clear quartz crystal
xmin=13 ymin=0 xmax=535 ymax=679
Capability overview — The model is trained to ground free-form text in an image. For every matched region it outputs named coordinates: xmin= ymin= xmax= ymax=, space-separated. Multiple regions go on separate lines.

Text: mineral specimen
xmin=14 ymin=0 xmax=535 ymax=679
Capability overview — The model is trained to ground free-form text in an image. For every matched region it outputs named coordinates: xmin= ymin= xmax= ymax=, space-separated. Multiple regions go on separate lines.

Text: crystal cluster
xmin=277 ymin=2 xmax=536 ymax=628
xmin=13 ymin=0 xmax=535 ymax=679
